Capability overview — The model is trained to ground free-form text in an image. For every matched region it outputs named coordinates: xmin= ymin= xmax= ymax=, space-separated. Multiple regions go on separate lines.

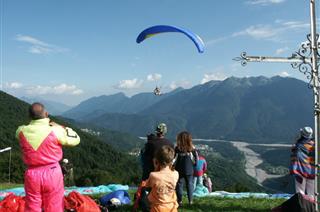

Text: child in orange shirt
xmin=146 ymin=145 xmax=179 ymax=212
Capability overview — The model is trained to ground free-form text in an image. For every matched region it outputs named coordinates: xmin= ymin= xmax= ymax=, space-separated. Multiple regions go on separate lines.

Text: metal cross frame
xmin=234 ymin=0 xmax=320 ymax=210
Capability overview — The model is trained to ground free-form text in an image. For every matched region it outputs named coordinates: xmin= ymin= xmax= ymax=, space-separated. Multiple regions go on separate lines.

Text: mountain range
xmin=63 ymin=88 xmax=183 ymax=120
xmin=63 ymin=76 xmax=313 ymax=143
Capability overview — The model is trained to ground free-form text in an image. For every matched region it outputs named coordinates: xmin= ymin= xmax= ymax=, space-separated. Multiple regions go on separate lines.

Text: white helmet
xmin=62 ymin=158 xmax=69 ymax=163
xmin=110 ymin=198 xmax=121 ymax=206
xmin=300 ymin=127 xmax=313 ymax=139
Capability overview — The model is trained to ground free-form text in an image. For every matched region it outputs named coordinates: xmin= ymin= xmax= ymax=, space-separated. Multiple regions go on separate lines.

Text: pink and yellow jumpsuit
xmin=16 ymin=118 xmax=80 ymax=212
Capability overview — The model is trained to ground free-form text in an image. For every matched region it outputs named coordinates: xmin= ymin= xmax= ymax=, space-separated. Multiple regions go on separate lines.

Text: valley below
xmin=193 ymin=139 xmax=292 ymax=193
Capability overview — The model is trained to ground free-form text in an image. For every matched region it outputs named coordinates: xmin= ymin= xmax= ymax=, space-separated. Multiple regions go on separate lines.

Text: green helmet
xmin=156 ymin=123 xmax=167 ymax=135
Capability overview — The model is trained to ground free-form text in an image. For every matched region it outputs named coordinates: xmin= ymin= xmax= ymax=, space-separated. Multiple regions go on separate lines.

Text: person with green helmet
xmin=141 ymin=123 xmax=174 ymax=180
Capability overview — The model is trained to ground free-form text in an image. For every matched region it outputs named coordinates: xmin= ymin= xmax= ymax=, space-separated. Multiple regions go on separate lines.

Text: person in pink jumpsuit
xmin=16 ymin=102 xmax=80 ymax=212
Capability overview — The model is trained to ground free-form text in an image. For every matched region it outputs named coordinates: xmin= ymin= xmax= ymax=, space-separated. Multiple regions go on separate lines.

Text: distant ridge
xmin=64 ymin=76 xmax=313 ymax=143
xmin=63 ymin=87 xmax=184 ymax=120
xmin=20 ymin=96 xmax=72 ymax=115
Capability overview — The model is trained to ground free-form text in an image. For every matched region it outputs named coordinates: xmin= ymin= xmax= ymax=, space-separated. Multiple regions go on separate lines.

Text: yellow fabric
xmin=146 ymin=167 xmax=179 ymax=212
xmin=16 ymin=118 xmax=52 ymax=150
xmin=52 ymin=126 xmax=80 ymax=146
xmin=16 ymin=118 xmax=80 ymax=150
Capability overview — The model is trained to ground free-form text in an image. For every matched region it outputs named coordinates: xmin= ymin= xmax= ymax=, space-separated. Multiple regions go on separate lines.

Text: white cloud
xmin=71 ymin=89 xmax=84 ymax=95
xmin=6 ymin=82 xmax=23 ymax=89
xmin=233 ymin=25 xmax=279 ymax=40
xmin=246 ymin=0 xmax=285 ymax=6
xmin=114 ymin=78 xmax=143 ymax=90
xmin=201 ymin=73 xmax=227 ymax=84
xmin=26 ymin=83 xmax=83 ymax=95
xmin=281 ymin=21 xmax=309 ymax=30
xmin=15 ymin=34 xmax=68 ymax=54
xmin=29 ymin=46 xmax=52 ymax=54
xmin=169 ymin=80 xmax=191 ymax=90
xmin=16 ymin=35 xmax=49 ymax=46
xmin=275 ymin=47 xmax=289 ymax=55
xmin=52 ymin=84 xmax=83 ymax=95
xmin=147 ymin=73 xmax=162 ymax=82
xmin=279 ymin=71 xmax=290 ymax=77
xmin=26 ymin=85 xmax=51 ymax=95
xmin=207 ymin=19 xmax=309 ymax=46
xmin=232 ymin=20 xmax=308 ymax=41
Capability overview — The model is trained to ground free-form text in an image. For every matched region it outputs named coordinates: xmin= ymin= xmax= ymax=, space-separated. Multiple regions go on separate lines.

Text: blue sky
xmin=1 ymin=0 xmax=319 ymax=105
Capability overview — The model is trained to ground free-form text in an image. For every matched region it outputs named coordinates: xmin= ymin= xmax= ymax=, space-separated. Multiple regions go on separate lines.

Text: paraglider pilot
xmin=16 ymin=102 xmax=80 ymax=212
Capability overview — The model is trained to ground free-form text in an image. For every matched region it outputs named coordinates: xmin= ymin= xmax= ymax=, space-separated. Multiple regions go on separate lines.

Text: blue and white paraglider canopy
xmin=136 ymin=25 xmax=205 ymax=53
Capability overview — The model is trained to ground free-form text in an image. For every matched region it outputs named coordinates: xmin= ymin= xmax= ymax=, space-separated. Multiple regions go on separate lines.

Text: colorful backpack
xmin=64 ymin=191 xmax=100 ymax=212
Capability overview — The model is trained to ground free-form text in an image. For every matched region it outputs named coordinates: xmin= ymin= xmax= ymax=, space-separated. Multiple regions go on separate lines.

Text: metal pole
xmin=310 ymin=0 xmax=319 ymax=210
xmin=8 ymin=148 xmax=11 ymax=184
xmin=238 ymin=56 xmax=309 ymax=64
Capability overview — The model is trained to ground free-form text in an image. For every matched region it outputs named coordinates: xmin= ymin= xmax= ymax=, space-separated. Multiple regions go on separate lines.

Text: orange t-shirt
xmin=146 ymin=167 xmax=179 ymax=212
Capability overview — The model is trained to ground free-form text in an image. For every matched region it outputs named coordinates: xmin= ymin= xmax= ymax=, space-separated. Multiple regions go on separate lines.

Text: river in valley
xmin=194 ymin=139 xmax=291 ymax=185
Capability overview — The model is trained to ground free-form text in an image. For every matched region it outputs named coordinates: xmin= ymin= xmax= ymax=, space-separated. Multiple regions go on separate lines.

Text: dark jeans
xmin=176 ymin=175 xmax=194 ymax=204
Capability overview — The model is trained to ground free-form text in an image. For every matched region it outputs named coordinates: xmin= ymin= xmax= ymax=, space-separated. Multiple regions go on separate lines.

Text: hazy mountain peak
xmin=201 ymin=80 xmax=221 ymax=88
xmin=20 ymin=96 xmax=72 ymax=115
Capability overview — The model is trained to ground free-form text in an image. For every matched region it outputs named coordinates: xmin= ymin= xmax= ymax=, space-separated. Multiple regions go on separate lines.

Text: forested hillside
xmin=0 ymin=91 xmax=141 ymax=186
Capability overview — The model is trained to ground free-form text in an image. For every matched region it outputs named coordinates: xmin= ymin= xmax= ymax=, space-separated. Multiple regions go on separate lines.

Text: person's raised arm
xmin=51 ymin=122 xmax=80 ymax=146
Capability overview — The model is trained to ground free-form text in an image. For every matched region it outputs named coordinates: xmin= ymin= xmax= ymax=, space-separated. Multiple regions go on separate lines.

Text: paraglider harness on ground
xmin=133 ymin=181 xmax=150 ymax=212
xmin=64 ymin=191 xmax=101 ymax=212
xmin=0 ymin=194 xmax=25 ymax=212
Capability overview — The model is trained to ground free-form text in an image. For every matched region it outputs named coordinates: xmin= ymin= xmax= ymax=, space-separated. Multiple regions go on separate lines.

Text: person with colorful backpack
xmin=174 ymin=131 xmax=198 ymax=206
xmin=193 ymin=155 xmax=207 ymax=190
xmin=290 ymin=126 xmax=315 ymax=199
